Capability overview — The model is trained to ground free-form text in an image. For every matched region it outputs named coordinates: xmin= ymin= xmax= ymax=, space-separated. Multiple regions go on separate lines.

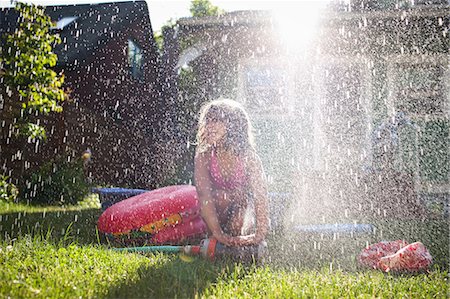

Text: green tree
xmin=0 ymin=2 xmax=67 ymax=140
xmin=190 ymin=0 xmax=224 ymax=17
xmin=154 ymin=19 xmax=176 ymax=55
xmin=154 ymin=0 xmax=224 ymax=53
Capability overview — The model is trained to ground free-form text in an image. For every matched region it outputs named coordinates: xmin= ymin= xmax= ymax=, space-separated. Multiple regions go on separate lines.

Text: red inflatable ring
xmin=97 ymin=185 xmax=207 ymax=245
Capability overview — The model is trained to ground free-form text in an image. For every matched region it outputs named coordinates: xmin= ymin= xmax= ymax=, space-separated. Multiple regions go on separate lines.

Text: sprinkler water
xmin=112 ymin=238 xmax=267 ymax=262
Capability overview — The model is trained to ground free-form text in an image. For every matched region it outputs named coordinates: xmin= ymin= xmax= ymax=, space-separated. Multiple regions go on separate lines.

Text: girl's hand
xmin=211 ymin=231 xmax=234 ymax=246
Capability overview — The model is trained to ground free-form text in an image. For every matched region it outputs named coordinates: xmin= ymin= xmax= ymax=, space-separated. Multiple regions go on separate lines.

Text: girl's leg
xmin=214 ymin=189 xmax=249 ymax=236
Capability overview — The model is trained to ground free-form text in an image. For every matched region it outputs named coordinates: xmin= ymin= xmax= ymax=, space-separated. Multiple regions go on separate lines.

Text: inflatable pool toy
xmin=97 ymin=185 xmax=207 ymax=245
xmin=358 ymin=240 xmax=432 ymax=272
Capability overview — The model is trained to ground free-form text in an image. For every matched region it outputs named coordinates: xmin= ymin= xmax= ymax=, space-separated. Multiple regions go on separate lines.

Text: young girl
xmin=194 ymin=99 xmax=269 ymax=247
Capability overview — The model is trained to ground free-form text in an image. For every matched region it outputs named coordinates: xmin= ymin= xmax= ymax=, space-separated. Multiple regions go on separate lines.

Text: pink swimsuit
xmin=209 ymin=150 xmax=247 ymax=190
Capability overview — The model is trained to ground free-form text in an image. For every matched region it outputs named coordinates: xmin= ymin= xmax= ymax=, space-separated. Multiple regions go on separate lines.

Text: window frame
xmin=127 ymin=38 xmax=144 ymax=81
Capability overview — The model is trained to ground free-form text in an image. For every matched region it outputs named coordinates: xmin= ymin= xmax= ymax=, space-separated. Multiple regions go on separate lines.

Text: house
xmin=165 ymin=2 xmax=449 ymax=220
xmin=0 ymin=1 xmax=170 ymax=189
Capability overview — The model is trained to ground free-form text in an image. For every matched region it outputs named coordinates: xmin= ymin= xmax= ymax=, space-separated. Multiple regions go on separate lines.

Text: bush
xmin=0 ymin=176 xmax=18 ymax=202
xmin=21 ymin=155 xmax=91 ymax=205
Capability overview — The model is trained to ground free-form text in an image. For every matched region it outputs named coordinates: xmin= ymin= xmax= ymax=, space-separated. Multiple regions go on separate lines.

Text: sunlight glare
xmin=271 ymin=2 xmax=328 ymax=53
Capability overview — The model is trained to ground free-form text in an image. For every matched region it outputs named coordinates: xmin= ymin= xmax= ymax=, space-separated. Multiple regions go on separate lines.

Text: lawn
xmin=0 ymin=199 xmax=448 ymax=298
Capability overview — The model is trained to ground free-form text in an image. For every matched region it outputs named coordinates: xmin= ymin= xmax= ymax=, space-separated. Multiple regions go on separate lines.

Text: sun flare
xmin=271 ymin=2 xmax=328 ymax=52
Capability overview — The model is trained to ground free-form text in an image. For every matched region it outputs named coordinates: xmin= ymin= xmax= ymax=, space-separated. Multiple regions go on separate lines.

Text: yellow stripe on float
xmin=140 ymin=213 xmax=182 ymax=234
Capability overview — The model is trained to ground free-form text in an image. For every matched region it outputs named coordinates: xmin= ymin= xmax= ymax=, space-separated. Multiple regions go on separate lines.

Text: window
xmin=395 ymin=63 xmax=446 ymax=115
xmin=388 ymin=57 xmax=447 ymax=117
xmin=242 ymin=65 xmax=288 ymax=114
xmin=128 ymin=39 xmax=143 ymax=80
xmin=387 ymin=56 xmax=449 ymax=187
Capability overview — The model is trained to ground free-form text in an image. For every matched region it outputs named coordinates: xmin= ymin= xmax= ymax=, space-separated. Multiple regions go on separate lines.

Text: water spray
xmin=112 ymin=238 xmax=267 ymax=262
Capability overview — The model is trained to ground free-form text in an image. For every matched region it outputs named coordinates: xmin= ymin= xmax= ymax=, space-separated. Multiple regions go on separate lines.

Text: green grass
xmin=0 ymin=235 xmax=224 ymax=298
xmin=1 ymin=236 xmax=448 ymax=299
xmin=204 ymin=267 xmax=448 ymax=298
xmin=0 ymin=201 xmax=448 ymax=298
xmin=0 ymin=194 xmax=100 ymax=213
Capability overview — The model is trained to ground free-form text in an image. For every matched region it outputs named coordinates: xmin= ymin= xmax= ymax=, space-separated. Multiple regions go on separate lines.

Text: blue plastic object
xmin=92 ymin=187 xmax=149 ymax=210
xmin=292 ymin=223 xmax=375 ymax=235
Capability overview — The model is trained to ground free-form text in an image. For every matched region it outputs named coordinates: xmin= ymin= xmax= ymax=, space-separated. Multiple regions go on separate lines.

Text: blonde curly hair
xmin=196 ymin=99 xmax=255 ymax=154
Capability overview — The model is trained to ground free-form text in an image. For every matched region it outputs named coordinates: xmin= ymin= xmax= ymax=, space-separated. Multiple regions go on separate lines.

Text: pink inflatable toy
xmin=97 ymin=185 xmax=207 ymax=245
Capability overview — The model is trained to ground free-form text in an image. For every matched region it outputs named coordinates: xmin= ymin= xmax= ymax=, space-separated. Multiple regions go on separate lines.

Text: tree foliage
xmin=0 ymin=2 xmax=67 ymax=140
xmin=0 ymin=175 xmax=18 ymax=203
xmin=153 ymin=18 xmax=176 ymax=54
xmin=154 ymin=0 xmax=224 ymax=53
xmin=21 ymin=155 xmax=91 ymax=205
xmin=190 ymin=0 xmax=223 ymax=17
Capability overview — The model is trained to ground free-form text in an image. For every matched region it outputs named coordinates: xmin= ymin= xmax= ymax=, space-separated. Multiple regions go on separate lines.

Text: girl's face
xmin=205 ymin=119 xmax=227 ymax=146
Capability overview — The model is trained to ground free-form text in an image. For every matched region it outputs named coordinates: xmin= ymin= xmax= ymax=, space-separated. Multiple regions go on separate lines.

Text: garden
xmin=1 ymin=1 xmax=449 ymax=298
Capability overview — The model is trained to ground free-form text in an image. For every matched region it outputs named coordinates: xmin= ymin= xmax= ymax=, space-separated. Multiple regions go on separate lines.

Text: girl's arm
xmin=229 ymin=151 xmax=269 ymax=246
xmin=194 ymin=150 xmax=234 ymax=245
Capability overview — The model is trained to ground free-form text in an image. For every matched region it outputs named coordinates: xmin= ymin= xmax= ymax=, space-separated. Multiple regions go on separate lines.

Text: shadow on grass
xmin=0 ymin=208 xmax=104 ymax=245
xmin=0 ymin=206 xmax=254 ymax=298
xmin=104 ymin=254 xmax=238 ymax=299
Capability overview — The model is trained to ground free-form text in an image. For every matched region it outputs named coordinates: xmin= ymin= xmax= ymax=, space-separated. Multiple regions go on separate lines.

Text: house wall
xmin=57 ymin=18 xmax=164 ymax=189
xmin=0 ymin=1 xmax=169 ymax=193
